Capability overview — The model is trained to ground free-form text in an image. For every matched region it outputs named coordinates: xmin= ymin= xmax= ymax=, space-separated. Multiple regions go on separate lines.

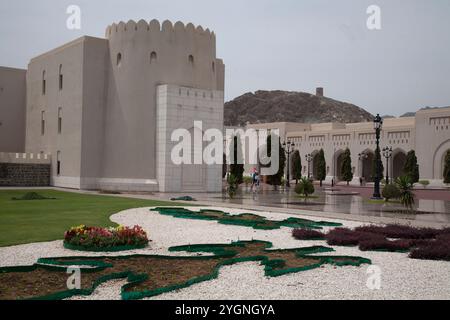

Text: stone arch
xmin=310 ymin=150 xmax=320 ymax=180
xmin=392 ymin=148 xmax=407 ymax=179
xmin=361 ymin=149 xmax=374 ymax=182
xmin=433 ymin=139 xmax=450 ymax=179
xmin=333 ymin=149 xmax=346 ymax=181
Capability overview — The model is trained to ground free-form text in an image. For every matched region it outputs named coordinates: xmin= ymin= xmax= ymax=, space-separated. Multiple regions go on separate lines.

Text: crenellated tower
xmin=100 ymin=19 xmax=225 ymax=190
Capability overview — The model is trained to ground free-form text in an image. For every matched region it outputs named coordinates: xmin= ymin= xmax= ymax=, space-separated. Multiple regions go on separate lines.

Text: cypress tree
xmin=443 ymin=150 xmax=450 ymax=184
xmin=316 ymin=149 xmax=326 ymax=187
xmin=229 ymin=135 xmax=244 ymax=184
xmin=341 ymin=148 xmax=353 ymax=186
xmin=292 ymin=150 xmax=302 ymax=184
xmin=404 ymin=150 xmax=420 ymax=183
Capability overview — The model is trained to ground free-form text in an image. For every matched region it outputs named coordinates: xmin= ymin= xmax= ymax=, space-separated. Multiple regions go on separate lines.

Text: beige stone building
xmin=243 ymin=105 xmax=450 ymax=187
xmin=1 ymin=19 xmax=449 ymax=191
xmin=0 ymin=19 xmax=225 ymax=192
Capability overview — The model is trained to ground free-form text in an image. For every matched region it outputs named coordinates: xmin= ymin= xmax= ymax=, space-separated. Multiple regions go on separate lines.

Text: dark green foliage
xmin=443 ymin=150 xmax=450 ymax=184
xmin=295 ymin=177 xmax=315 ymax=198
xmin=229 ymin=135 xmax=244 ymax=184
xmin=395 ymin=176 xmax=415 ymax=211
xmin=226 ymin=174 xmax=238 ymax=199
xmin=316 ymin=149 xmax=326 ymax=185
xmin=292 ymin=150 xmax=302 ymax=184
xmin=382 ymin=183 xmax=401 ymax=201
xmin=404 ymin=150 xmax=420 ymax=183
xmin=340 ymin=148 xmax=353 ymax=185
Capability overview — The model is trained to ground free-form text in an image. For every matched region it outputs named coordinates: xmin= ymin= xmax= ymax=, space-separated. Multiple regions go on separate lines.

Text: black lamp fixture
xmin=305 ymin=153 xmax=313 ymax=180
xmin=372 ymin=114 xmax=383 ymax=199
xmin=382 ymin=146 xmax=393 ymax=184
xmin=283 ymin=141 xmax=295 ymax=187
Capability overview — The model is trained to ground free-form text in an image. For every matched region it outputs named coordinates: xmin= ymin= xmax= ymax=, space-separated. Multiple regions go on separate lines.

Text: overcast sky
xmin=1 ymin=0 xmax=449 ymax=116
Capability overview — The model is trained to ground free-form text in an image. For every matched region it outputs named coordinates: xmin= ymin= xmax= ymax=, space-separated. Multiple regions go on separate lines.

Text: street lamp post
xmin=382 ymin=146 xmax=393 ymax=184
xmin=305 ymin=154 xmax=313 ymax=180
xmin=372 ymin=114 xmax=383 ymax=199
xmin=282 ymin=141 xmax=295 ymax=188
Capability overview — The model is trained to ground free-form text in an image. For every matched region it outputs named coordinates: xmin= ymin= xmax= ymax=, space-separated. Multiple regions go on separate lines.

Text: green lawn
xmin=0 ymin=189 xmax=182 ymax=247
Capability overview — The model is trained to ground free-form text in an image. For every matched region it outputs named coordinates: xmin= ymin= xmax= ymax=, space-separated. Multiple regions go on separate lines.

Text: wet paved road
xmin=162 ymin=185 xmax=450 ymax=224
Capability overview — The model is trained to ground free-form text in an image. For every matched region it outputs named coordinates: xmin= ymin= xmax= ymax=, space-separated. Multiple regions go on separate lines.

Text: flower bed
xmin=292 ymin=224 xmax=450 ymax=261
xmin=292 ymin=228 xmax=325 ymax=240
xmin=63 ymin=225 xmax=149 ymax=252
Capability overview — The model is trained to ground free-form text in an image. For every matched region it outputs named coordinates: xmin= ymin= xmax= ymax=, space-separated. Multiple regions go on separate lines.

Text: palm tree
xmin=395 ymin=175 xmax=415 ymax=212
xmin=295 ymin=177 xmax=315 ymax=198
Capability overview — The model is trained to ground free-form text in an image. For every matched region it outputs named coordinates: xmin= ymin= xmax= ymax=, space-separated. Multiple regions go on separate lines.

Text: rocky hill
xmin=224 ymin=90 xmax=374 ymax=126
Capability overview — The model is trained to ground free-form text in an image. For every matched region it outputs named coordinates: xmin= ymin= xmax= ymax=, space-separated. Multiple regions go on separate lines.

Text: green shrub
xmin=382 ymin=183 xmax=401 ymax=201
xmin=243 ymin=176 xmax=253 ymax=186
xmin=227 ymin=174 xmax=239 ymax=199
xmin=418 ymin=180 xmax=430 ymax=188
xmin=395 ymin=176 xmax=415 ymax=211
xmin=295 ymin=177 xmax=315 ymax=198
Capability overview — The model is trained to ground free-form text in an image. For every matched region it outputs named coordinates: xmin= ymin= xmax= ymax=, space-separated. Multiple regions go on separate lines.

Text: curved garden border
xmin=0 ymin=240 xmax=370 ymax=300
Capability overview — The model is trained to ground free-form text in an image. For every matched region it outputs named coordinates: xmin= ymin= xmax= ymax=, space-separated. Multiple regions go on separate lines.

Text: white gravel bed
xmin=1 ymin=206 xmax=449 ymax=300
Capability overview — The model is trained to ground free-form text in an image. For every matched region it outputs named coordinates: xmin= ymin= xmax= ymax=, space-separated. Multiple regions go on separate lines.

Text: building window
xmin=59 ymin=65 xmax=63 ymax=91
xmin=212 ymin=61 xmax=215 ymax=72
xmin=41 ymin=111 xmax=45 ymax=135
xmin=116 ymin=53 xmax=122 ymax=66
xmin=58 ymin=108 xmax=62 ymax=134
xmin=188 ymin=54 xmax=194 ymax=65
xmin=57 ymin=151 xmax=61 ymax=176
xmin=42 ymin=70 xmax=46 ymax=95
xmin=150 ymin=51 xmax=157 ymax=64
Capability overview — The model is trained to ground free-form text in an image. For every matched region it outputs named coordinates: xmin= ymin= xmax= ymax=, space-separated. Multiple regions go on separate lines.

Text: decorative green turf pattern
xmin=150 ymin=207 xmax=342 ymax=230
xmin=0 ymin=240 xmax=370 ymax=300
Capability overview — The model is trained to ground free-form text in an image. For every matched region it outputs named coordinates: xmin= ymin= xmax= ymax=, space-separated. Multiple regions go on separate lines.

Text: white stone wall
xmin=0 ymin=67 xmax=26 ymax=153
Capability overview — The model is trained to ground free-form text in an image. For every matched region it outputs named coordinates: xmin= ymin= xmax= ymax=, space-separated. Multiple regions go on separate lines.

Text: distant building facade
xmin=0 ymin=19 xmax=225 ymax=192
xmin=236 ymin=107 xmax=450 ymax=187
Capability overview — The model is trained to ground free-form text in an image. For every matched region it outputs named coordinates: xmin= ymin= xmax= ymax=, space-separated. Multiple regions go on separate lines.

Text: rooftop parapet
xmin=0 ymin=152 xmax=51 ymax=164
xmin=105 ymin=19 xmax=216 ymax=41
